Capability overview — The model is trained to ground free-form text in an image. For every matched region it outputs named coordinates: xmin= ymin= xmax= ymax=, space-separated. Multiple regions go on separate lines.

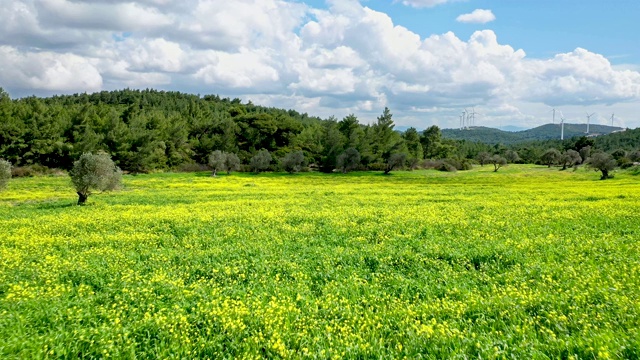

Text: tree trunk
xmin=77 ymin=192 xmax=88 ymax=205
xmin=212 ymin=169 xmax=217 ymax=177
xmin=600 ymin=169 xmax=609 ymax=180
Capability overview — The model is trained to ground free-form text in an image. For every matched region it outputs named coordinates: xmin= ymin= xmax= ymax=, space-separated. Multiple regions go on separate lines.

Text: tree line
xmin=1 ymin=88 xmax=638 ymax=177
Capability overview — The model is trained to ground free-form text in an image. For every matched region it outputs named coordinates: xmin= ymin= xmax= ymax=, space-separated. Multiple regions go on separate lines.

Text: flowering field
xmin=1 ymin=166 xmax=639 ymax=359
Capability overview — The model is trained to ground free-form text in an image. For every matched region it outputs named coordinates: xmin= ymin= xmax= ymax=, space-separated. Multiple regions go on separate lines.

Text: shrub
xmin=11 ymin=165 xmax=63 ymax=178
xmin=174 ymin=163 xmax=209 ymax=173
xmin=69 ymin=152 xmax=122 ymax=205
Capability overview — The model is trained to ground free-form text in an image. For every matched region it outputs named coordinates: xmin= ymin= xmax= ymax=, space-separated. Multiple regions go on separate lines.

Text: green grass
xmin=1 ymin=165 xmax=639 ymax=359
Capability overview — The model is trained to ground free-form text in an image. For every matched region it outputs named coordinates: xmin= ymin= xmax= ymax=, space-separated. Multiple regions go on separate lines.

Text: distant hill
xmin=442 ymin=124 xmax=625 ymax=145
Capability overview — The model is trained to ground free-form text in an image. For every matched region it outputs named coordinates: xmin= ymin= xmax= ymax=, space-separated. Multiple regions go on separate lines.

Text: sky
xmin=1 ymin=0 xmax=639 ymax=130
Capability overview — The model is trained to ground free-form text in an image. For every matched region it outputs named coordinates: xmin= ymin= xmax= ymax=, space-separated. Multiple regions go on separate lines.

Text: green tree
xmin=250 ymin=149 xmax=272 ymax=173
xmin=421 ymin=125 xmax=442 ymax=159
xmin=372 ymin=108 xmax=401 ymax=162
xmin=403 ymin=127 xmax=424 ymax=161
xmin=0 ymin=159 xmax=11 ymax=190
xmin=0 ymin=87 xmax=10 ymax=103
xmin=318 ymin=119 xmax=345 ymax=173
xmin=281 ymin=150 xmax=305 ymax=174
xmin=336 ymin=148 xmax=361 ymax=173
xmin=588 ymin=152 xmax=616 ymax=180
xmin=573 ymin=136 xmax=595 ymax=152
xmin=69 ymin=152 xmax=122 ymax=205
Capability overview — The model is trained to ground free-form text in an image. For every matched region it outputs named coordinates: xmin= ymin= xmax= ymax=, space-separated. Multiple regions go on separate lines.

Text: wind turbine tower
xmin=586 ymin=112 xmax=595 ymax=134
xmin=551 ymin=108 xmax=556 ymax=124
xmin=560 ymin=113 xmax=566 ymax=140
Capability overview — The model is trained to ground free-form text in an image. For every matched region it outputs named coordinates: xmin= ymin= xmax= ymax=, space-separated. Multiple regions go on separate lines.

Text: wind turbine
xmin=469 ymin=107 xmax=481 ymax=127
xmin=464 ymin=108 xmax=472 ymax=129
xmin=586 ymin=112 xmax=595 ymax=134
xmin=559 ymin=112 xmax=566 ymax=140
xmin=461 ymin=110 xmax=467 ymax=130
xmin=550 ymin=108 xmax=557 ymax=124
xmin=611 ymin=113 xmax=615 ymax=127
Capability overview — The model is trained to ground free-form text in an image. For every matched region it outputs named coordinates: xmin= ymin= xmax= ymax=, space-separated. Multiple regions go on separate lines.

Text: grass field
xmin=1 ymin=166 xmax=639 ymax=359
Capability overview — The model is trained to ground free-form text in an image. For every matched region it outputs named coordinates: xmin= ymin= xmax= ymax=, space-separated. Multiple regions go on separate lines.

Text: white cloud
xmin=456 ymin=9 xmax=496 ymax=24
xmin=0 ymin=0 xmax=639 ymax=129
xmin=37 ymin=0 xmax=174 ymax=31
xmin=397 ymin=0 xmax=454 ymax=8
xmin=0 ymin=46 xmax=102 ymax=92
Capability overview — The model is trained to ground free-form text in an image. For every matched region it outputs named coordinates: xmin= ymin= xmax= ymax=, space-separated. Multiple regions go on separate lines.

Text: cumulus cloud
xmin=456 ymin=9 xmax=496 ymax=24
xmin=0 ymin=46 xmax=102 ymax=92
xmin=0 ymin=0 xmax=639 ymax=129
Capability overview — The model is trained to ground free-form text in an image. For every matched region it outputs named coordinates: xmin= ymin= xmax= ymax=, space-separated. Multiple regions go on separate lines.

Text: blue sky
xmin=1 ymin=0 xmax=639 ymax=130
xmin=334 ymin=0 xmax=640 ymax=64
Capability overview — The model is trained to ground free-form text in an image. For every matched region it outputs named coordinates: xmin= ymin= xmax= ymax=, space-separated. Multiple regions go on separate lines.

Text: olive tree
xmin=208 ymin=150 xmax=226 ymax=177
xmin=70 ymin=152 xmax=122 ymax=205
xmin=588 ymin=152 xmax=617 ymax=180
xmin=209 ymin=151 xmax=241 ymax=176
xmin=250 ymin=149 xmax=272 ymax=173
xmin=504 ymin=150 xmax=521 ymax=164
xmin=579 ymin=146 xmax=591 ymax=164
xmin=0 ymin=159 xmax=11 ymax=190
xmin=336 ymin=148 xmax=361 ymax=173
xmin=560 ymin=150 xmax=582 ymax=170
xmin=541 ymin=148 xmax=561 ymax=168
xmin=223 ymin=153 xmax=241 ymax=174
xmin=490 ymin=155 xmax=507 ymax=172
xmin=384 ymin=153 xmax=406 ymax=175
xmin=477 ymin=152 xmax=491 ymax=167
xmin=281 ymin=150 xmax=305 ymax=174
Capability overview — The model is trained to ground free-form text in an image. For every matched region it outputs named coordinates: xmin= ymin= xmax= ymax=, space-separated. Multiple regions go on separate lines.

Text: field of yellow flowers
xmin=1 ymin=165 xmax=639 ymax=359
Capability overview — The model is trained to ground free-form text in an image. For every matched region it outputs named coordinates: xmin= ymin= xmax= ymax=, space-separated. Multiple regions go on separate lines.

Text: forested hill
xmin=0 ymin=88 xmax=325 ymax=171
xmin=2 ymin=88 xmax=488 ymax=173
xmin=442 ymin=124 xmax=625 ymax=144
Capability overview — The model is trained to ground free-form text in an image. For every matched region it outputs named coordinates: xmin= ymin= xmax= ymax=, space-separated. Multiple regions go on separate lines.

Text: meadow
xmin=1 ymin=166 xmax=639 ymax=359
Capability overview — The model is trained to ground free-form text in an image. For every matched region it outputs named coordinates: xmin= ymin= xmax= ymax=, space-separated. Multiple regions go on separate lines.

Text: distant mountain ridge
xmin=441 ymin=124 xmax=625 ymax=144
